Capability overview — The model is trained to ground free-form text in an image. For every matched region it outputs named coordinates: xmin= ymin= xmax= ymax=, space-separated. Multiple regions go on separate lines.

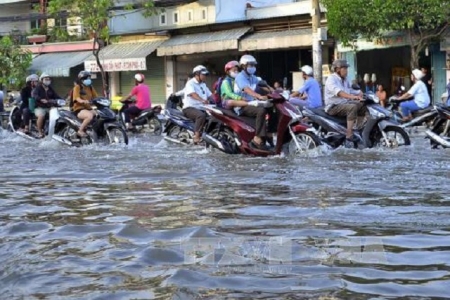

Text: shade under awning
xmin=239 ymin=29 xmax=312 ymax=51
xmin=84 ymin=40 xmax=166 ymax=72
xmin=30 ymin=51 xmax=92 ymax=77
xmin=157 ymin=27 xmax=250 ymax=56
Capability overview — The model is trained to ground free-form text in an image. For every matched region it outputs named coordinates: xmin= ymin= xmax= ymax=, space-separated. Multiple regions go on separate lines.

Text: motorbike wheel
xmin=374 ymin=126 xmax=411 ymax=148
xmin=208 ymin=128 xmax=239 ymax=154
xmin=288 ymin=132 xmax=321 ymax=155
xmin=58 ymin=126 xmax=97 ymax=146
xmin=107 ymin=127 xmax=128 ymax=145
xmin=146 ymin=116 xmax=162 ymax=135
xmin=167 ymin=125 xmax=191 ymax=144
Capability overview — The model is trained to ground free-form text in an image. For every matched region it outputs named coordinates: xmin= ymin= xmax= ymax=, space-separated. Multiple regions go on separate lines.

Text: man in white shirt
xmin=182 ymin=65 xmax=214 ymax=144
xmin=396 ymin=69 xmax=431 ymax=121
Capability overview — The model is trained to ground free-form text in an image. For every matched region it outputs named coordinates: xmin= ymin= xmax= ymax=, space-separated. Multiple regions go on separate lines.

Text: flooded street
xmin=1 ymin=129 xmax=449 ymax=299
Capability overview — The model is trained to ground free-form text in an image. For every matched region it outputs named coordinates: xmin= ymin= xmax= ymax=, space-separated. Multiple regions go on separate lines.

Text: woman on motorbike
xmin=120 ymin=73 xmax=151 ymax=130
xmin=72 ymin=70 xmax=98 ymax=137
xmin=396 ymin=69 xmax=430 ymax=122
xmin=19 ymin=74 xmax=38 ymax=134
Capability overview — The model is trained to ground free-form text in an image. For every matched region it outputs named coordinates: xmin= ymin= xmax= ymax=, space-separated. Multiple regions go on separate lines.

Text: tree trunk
xmin=410 ymin=45 xmax=419 ymax=70
xmin=93 ymin=37 xmax=109 ymax=98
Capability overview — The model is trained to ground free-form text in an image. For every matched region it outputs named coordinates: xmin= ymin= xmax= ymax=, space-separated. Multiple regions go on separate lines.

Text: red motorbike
xmin=202 ymin=93 xmax=321 ymax=157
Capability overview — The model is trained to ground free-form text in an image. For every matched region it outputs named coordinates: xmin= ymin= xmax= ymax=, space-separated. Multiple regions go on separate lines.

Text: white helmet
xmin=300 ymin=65 xmax=313 ymax=76
xmin=412 ymin=69 xmax=424 ymax=80
xmin=39 ymin=73 xmax=50 ymax=81
xmin=192 ymin=65 xmax=209 ymax=75
xmin=134 ymin=73 xmax=145 ymax=82
xmin=239 ymin=54 xmax=257 ymax=66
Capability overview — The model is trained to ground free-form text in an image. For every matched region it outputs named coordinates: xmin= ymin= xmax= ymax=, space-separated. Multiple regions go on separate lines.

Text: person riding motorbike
xmin=324 ymin=59 xmax=365 ymax=148
xmin=234 ymin=54 xmax=277 ymax=150
xmin=395 ymin=69 xmax=431 ymax=122
xmin=18 ymin=74 xmax=39 ymax=134
xmin=72 ymin=70 xmax=98 ymax=137
xmin=182 ymin=65 xmax=214 ymax=144
xmin=289 ymin=65 xmax=322 ymax=109
xmin=120 ymin=73 xmax=152 ymax=130
xmin=220 ymin=60 xmax=249 ymax=109
xmin=32 ymin=73 xmax=62 ymax=138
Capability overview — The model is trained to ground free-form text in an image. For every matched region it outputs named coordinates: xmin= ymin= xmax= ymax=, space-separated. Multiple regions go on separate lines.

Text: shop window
xmin=173 ymin=11 xmax=179 ymax=24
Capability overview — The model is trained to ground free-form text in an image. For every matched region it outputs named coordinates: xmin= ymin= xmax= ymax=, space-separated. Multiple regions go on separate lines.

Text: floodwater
xmin=0 ymin=129 xmax=449 ymax=300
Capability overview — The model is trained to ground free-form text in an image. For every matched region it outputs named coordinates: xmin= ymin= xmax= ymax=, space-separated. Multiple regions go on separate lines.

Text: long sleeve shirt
xmin=324 ymin=73 xmax=360 ymax=105
xmin=32 ymin=84 xmax=61 ymax=108
xmin=220 ymin=77 xmax=241 ymax=100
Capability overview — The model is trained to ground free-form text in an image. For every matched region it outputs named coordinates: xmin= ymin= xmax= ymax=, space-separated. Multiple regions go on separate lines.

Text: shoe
xmin=250 ymin=140 xmax=270 ymax=151
xmin=344 ymin=139 xmax=355 ymax=148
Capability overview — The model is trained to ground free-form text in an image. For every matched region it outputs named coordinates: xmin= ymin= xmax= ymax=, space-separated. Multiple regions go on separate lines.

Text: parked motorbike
xmin=8 ymin=99 xmax=64 ymax=140
xmin=387 ymin=96 xmax=437 ymax=129
xmin=301 ymin=93 xmax=410 ymax=149
xmin=49 ymin=97 xmax=128 ymax=146
xmin=118 ymin=100 xmax=163 ymax=135
xmin=202 ymin=93 xmax=321 ymax=156
xmin=425 ymin=104 xmax=450 ymax=148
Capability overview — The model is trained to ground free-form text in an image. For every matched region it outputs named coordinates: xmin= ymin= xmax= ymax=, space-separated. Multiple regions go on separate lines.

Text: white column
xmin=110 ymin=72 xmax=120 ymax=97
xmin=165 ymin=56 xmax=175 ymax=99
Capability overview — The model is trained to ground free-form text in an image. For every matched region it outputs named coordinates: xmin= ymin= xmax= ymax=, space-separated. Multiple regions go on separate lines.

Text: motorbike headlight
xmin=368 ymin=106 xmax=386 ymax=118
xmin=57 ymin=99 xmax=66 ymax=106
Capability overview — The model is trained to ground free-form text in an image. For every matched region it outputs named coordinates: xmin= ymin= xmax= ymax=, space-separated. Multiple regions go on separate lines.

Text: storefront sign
xmin=337 ymin=32 xmax=409 ymax=52
xmin=84 ymin=57 xmax=146 ymax=72
xmin=441 ymin=37 xmax=450 ymax=51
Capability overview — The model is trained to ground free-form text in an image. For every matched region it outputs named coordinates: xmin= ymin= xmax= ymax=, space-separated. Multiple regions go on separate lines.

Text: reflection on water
xmin=0 ymin=130 xmax=450 ymax=299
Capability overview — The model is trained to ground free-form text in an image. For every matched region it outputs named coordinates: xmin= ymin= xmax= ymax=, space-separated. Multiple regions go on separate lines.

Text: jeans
xmin=289 ymin=98 xmax=309 ymax=108
xmin=123 ymin=106 xmax=142 ymax=123
xmin=400 ymin=100 xmax=421 ymax=117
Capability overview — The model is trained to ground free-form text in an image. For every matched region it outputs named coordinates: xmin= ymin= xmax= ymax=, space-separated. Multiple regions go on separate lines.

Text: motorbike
xmin=301 ymin=93 xmax=411 ymax=149
xmin=49 ymin=97 xmax=128 ymax=146
xmin=202 ymin=93 xmax=321 ymax=156
xmin=425 ymin=104 xmax=450 ymax=148
xmin=387 ymin=96 xmax=437 ymax=129
xmin=118 ymin=100 xmax=163 ymax=135
xmin=8 ymin=99 xmax=65 ymax=140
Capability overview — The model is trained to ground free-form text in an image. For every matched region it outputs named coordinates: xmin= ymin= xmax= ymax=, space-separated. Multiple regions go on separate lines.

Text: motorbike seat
xmin=218 ymin=108 xmax=256 ymax=128
xmin=412 ymin=106 xmax=433 ymax=116
xmin=309 ymin=107 xmax=348 ymax=125
xmin=166 ymin=108 xmax=191 ymax=121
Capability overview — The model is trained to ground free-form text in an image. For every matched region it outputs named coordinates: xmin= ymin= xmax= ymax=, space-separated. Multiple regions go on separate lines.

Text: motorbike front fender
xmin=47 ymin=107 xmax=60 ymax=139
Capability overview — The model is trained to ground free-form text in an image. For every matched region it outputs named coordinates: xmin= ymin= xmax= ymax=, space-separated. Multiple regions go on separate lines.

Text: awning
xmin=84 ymin=40 xmax=166 ymax=72
xmin=157 ymin=27 xmax=250 ymax=56
xmin=29 ymin=51 xmax=92 ymax=77
xmin=239 ymin=29 xmax=312 ymax=51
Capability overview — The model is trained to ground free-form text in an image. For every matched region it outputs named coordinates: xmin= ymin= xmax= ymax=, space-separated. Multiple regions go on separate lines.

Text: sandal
xmin=250 ymin=140 xmax=270 ymax=151
xmin=77 ymin=130 xmax=88 ymax=138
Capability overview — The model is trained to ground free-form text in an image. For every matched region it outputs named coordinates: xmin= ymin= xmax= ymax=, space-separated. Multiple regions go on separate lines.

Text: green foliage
xmin=0 ymin=36 xmax=33 ymax=90
xmin=322 ymin=0 xmax=450 ymax=67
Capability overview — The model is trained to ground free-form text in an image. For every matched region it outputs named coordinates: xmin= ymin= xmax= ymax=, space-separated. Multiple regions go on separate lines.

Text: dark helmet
xmin=332 ymin=59 xmax=350 ymax=70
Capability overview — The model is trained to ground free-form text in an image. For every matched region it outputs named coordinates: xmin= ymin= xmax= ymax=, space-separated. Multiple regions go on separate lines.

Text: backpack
xmin=212 ymin=77 xmax=232 ymax=107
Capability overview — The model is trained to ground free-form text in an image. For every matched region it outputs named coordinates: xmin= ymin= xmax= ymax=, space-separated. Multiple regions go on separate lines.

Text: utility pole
xmin=312 ymin=0 xmax=323 ymax=94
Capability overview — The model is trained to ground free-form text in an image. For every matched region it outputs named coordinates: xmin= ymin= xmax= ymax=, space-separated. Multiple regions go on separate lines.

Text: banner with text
xmin=84 ymin=57 xmax=147 ymax=72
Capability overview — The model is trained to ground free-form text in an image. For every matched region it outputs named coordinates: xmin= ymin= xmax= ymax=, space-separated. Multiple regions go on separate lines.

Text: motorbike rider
xmin=220 ymin=60 xmax=249 ymax=109
xmin=32 ymin=73 xmax=62 ymax=138
xmin=396 ymin=69 xmax=431 ymax=122
xmin=120 ymin=73 xmax=152 ymax=130
xmin=19 ymin=74 xmax=39 ymax=133
xmin=72 ymin=70 xmax=98 ymax=137
xmin=289 ymin=65 xmax=322 ymax=109
xmin=182 ymin=65 xmax=214 ymax=144
xmin=324 ymin=59 xmax=365 ymax=148
xmin=234 ymin=54 xmax=277 ymax=150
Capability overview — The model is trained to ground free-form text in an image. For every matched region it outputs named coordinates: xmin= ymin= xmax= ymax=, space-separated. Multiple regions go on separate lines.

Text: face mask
xmin=83 ymin=79 xmax=92 ymax=86
xmin=230 ymin=71 xmax=238 ymax=78
xmin=246 ymin=66 xmax=256 ymax=75
xmin=43 ymin=80 xmax=51 ymax=86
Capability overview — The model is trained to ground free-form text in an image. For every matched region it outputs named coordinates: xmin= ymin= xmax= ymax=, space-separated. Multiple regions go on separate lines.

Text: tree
xmin=322 ymin=0 xmax=450 ymax=69
xmin=47 ymin=0 xmax=157 ymax=97
xmin=0 ymin=36 xmax=33 ymax=91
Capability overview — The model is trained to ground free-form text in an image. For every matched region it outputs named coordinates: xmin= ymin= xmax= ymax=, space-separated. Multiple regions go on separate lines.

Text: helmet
xmin=192 ymin=65 xmax=209 ymax=75
xmin=412 ymin=69 xmax=424 ymax=80
xmin=239 ymin=54 xmax=257 ymax=66
xmin=224 ymin=60 xmax=239 ymax=73
xmin=134 ymin=73 xmax=145 ymax=82
xmin=332 ymin=59 xmax=350 ymax=70
xmin=39 ymin=73 xmax=50 ymax=81
xmin=78 ymin=70 xmax=91 ymax=79
xmin=300 ymin=65 xmax=313 ymax=76
xmin=27 ymin=74 xmax=39 ymax=82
